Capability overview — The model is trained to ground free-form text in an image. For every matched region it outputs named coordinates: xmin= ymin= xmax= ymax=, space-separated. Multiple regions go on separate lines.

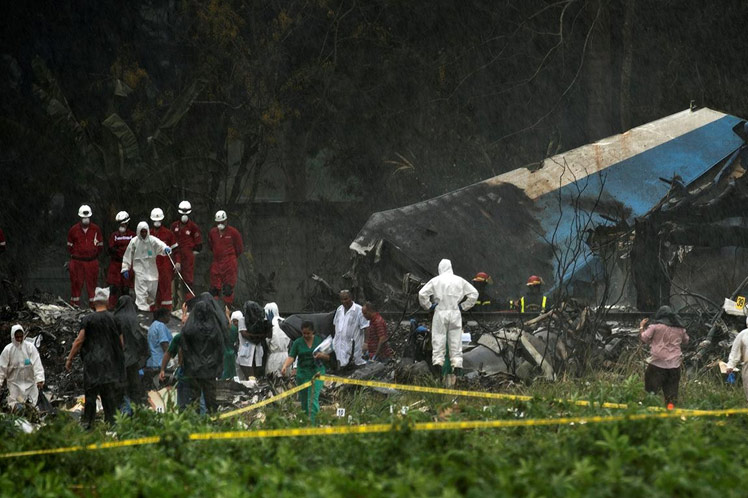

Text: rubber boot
xmin=430 ymin=363 xmax=443 ymax=378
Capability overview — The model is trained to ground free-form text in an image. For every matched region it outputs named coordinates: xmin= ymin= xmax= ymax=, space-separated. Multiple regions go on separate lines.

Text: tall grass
xmin=2 ymin=368 xmax=747 ymax=497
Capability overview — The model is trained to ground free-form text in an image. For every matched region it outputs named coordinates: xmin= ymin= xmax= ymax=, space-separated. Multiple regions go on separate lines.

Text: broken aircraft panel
xmin=350 ymin=108 xmax=745 ymax=305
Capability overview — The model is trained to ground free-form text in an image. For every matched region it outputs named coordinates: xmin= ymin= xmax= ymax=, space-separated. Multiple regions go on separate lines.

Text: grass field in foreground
xmin=2 ymin=369 xmax=748 ymax=497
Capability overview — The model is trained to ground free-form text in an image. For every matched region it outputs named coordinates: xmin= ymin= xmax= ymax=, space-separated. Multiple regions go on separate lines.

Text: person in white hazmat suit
xmin=418 ymin=259 xmax=478 ymax=372
xmin=264 ymin=302 xmax=290 ymax=376
xmin=0 ymin=324 xmax=45 ymax=409
xmin=121 ymin=221 xmax=171 ymax=311
xmin=726 ymin=316 xmax=748 ymax=401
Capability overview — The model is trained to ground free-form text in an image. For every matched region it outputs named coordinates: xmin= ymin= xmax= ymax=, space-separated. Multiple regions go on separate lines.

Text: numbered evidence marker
xmin=336 ymin=407 xmax=346 ymax=417
xmin=737 ymin=296 xmax=746 ymax=310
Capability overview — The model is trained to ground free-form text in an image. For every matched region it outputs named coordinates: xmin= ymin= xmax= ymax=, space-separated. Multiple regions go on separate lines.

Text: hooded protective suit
xmin=0 ymin=325 xmax=45 ymax=406
xmin=418 ymin=259 xmax=478 ymax=369
xmin=122 ymin=221 xmax=169 ymax=311
xmin=264 ymin=302 xmax=289 ymax=375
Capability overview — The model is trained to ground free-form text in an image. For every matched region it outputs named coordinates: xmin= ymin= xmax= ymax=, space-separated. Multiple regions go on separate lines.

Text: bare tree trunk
xmin=584 ymin=0 xmax=613 ymax=140
xmin=619 ymin=0 xmax=635 ymax=131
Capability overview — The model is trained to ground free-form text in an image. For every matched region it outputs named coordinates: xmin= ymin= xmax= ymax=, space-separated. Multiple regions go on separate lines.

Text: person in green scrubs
xmin=281 ymin=320 xmax=329 ymax=424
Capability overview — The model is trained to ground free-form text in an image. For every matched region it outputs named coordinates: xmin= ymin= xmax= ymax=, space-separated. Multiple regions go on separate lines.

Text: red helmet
xmin=526 ymin=275 xmax=543 ymax=286
xmin=473 ymin=272 xmax=490 ymax=282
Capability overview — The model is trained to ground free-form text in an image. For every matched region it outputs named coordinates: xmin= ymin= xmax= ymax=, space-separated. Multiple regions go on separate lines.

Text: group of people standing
xmin=67 ymin=201 xmax=243 ymax=313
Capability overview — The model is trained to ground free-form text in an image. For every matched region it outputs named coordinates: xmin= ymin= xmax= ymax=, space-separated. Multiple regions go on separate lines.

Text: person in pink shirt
xmin=639 ymin=306 xmax=689 ymax=408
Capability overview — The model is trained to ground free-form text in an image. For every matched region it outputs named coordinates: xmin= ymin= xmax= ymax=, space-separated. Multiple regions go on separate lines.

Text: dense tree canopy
xmin=1 ymin=0 xmax=747 ymax=289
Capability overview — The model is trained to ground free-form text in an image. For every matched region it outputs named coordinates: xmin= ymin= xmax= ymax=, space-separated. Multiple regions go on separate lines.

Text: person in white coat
xmin=726 ymin=316 xmax=748 ymax=401
xmin=264 ymin=302 xmax=290 ymax=376
xmin=121 ymin=221 xmax=171 ymax=311
xmin=0 ymin=324 xmax=45 ymax=410
xmin=333 ymin=290 xmax=369 ymax=369
xmin=418 ymin=259 xmax=478 ymax=373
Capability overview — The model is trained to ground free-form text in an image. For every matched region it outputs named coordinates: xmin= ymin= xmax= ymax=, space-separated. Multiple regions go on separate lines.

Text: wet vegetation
xmin=2 ymin=368 xmax=747 ymax=496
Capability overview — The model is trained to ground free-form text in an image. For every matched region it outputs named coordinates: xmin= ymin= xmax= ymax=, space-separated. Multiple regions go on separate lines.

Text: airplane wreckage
xmin=4 ymin=107 xmax=748 ymax=420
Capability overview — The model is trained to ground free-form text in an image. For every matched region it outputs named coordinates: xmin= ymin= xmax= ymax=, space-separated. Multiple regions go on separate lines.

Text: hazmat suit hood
xmin=438 ymin=259 xmax=453 ymax=276
xmin=264 ymin=302 xmax=281 ymax=326
xmin=137 ymin=221 xmax=150 ymax=239
xmin=10 ymin=324 xmax=27 ymax=345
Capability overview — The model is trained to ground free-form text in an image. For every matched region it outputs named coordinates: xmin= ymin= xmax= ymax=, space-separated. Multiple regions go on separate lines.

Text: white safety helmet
xmin=178 ymin=200 xmax=192 ymax=215
xmin=150 ymin=207 xmax=165 ymax=221
xmin=214 ymin=210 xmax=228 ymax=223
xmin=78 ymin=204 xmax=92 ymax=218
xmin=115 ymin=211 xmax=130 ymax=224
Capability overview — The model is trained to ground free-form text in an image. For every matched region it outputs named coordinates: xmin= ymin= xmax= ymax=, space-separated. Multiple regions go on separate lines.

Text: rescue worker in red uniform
xmin=171 ymin=200 xmax=202 ymax=303
xmin=107 ymin=211 xmax=135 ymax=309
xmin=150 ymin=208 xmax=178 ymax=311
xmin=67 ymin=204 xmax=104 ymax=309
xmin=208 ymin=210 xmax=244 ymax=306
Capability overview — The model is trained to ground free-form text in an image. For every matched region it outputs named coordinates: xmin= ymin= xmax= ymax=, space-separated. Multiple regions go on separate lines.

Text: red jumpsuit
xmin=67 ymin=222 xmax=104 ymax=308
xmin=171 ymin=220 xmax=202 ymax=301
xmin=208 ymin=225 xmax=244 ymax=305
xmin=0 ymin=228 xmax=5 ymax=253
xmin=106 ymin=229 xmax=135 ymax=308
xmin=150 ymin=225 xmax=178 ymax=310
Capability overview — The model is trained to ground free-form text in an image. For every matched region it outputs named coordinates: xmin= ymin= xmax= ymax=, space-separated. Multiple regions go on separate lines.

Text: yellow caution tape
xmin=214 ymin=380 xmax=313 ymax=420
xmin=3 ymin=408 xmax=747 ymax=459
xmin=319 ymin=375 xmax=633 ymax=409
xmin=0 ymin=436 xmax=160 ymax=459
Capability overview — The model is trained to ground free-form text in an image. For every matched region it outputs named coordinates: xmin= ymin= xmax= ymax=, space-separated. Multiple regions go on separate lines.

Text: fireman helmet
xmin=115 ymin=211 xmax=130 ymax=224
xmin=177 ymin=200 xmax=192 ymax=215
xmin=526 ymin=275 xmax=543 ymax=286
xmin=150 ymin=207 xmax=165 ymax=221
xmin=78 ymin=204 xmax=92 ymax=218
xmin=214 ymin=210 xmax=228 ymax=223
xmin=473 ymin=272 xmax=490 ymax=282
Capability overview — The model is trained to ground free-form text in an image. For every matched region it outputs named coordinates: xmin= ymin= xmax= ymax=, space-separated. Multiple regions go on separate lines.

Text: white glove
xmin=175 ymin=262 xmax=182 ymax=272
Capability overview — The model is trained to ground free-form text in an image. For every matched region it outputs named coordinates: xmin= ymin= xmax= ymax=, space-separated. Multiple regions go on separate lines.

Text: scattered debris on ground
xmin=0 ymin=296 xmax=743 ymax=420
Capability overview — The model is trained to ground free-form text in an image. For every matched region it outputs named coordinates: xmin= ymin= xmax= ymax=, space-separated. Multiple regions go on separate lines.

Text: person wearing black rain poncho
xmin=66 ymin=287 xmax=126 ymax=428
xmin=181 ymin=300 xmax=225 ymax=413
xmin=113 ymin=295 xmax=148 ymax=408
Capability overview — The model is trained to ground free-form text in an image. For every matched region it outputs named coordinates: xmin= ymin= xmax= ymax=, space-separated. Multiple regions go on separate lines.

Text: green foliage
xmin=2 ymin=372 xmax=748 ymax=496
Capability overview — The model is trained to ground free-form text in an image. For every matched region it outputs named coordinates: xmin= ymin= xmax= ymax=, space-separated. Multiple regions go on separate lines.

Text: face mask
xmin=81 ymin=217 xmax=90 ymax=226
xmin=181 ymin=215 xmax=189 ymax=223
xmin=140 ymin=232 xmax=148 ymax=239
xmin=153 ymin=221 xmax=162 ymax=228
xmin=118 ymin=226 xmax=126 ymax=233
xmin=217 ymin=223 xmax=226 ymax=231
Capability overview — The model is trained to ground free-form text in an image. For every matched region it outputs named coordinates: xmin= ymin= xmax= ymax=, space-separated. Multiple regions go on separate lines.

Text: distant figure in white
xmin=418 ymin=259 xmax=478 ymax=372
xmin=264 ymin=302 xmax=290 ymax=376
xmin=333 ymin=290 xmax=369 ymax=369
xmin=0 ymin=324 xmax=45 ymax=410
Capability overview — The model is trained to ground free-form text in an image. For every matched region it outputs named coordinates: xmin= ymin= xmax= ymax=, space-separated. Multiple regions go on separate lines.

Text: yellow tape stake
xmin=4 ymin=408 xmax=747 ymax=459
xmin=215 ymin=380 xmax=313 ymax=420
